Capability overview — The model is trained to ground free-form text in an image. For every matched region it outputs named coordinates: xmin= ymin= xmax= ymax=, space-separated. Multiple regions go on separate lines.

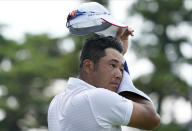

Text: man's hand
xmin=115 ymin=28 xmax=134 ymax=55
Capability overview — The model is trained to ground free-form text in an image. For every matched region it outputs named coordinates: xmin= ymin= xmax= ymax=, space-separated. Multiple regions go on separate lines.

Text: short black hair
xmin=79 ymin=35 xmax=123 ymax=72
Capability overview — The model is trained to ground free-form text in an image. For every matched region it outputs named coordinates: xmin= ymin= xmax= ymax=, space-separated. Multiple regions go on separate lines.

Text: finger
xmin=121 ymin=29 xmax=129 ymax=40
xmin=128 ymin=28 xmax=134 ymax=36
xmin=115 ymin=28 xmax=122 ymax=41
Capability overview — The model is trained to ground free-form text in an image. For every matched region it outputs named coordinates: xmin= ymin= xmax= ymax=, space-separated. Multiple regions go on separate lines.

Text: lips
xmin=110 ymin=82 xmax=120 ymax=87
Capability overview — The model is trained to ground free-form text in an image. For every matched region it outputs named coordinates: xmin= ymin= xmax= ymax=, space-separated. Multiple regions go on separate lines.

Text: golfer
xmin=48 ymin=28 xmax=160 ymax=130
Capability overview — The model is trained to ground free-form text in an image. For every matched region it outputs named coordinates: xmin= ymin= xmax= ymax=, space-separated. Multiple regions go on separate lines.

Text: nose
xmin=114 ymin=68 xmax=123 ymax=80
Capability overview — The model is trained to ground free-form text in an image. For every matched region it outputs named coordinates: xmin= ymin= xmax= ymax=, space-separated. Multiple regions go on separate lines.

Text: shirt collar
xmin=67 ymin=77 xmax=96 ymax=90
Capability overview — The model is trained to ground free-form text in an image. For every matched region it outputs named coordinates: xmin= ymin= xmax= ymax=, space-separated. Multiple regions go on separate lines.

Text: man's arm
xmin=115 ymin=28 xmax=134 ymax=55
xmin=120 ymin=92 xmax=160 ymax=130
xmin=116 ymin=29 xmax=160 ymax=130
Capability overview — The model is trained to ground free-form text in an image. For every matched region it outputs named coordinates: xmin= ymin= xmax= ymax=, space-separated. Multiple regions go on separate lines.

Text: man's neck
xmin=79 ymin=74 xmax=95 ymax=87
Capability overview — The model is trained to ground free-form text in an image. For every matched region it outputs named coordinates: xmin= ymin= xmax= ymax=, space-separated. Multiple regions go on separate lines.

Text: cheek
xmin=100 ymin=67 xmax=113 ymax=81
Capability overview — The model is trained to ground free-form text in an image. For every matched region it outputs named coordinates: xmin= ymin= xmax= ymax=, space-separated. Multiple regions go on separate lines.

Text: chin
xmin=109 ymin=87 xmax=118 ymax=92
xmin=103 ymin=85 xmax=117 ymax=92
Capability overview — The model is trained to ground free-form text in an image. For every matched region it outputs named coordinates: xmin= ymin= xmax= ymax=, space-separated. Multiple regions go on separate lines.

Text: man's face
xmin=91 ymin=48 xmax=124 ymax=92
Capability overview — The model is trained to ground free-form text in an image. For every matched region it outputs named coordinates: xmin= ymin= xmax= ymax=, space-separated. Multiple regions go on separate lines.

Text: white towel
xmin=117 ymin=60 xmax=152 ymax=102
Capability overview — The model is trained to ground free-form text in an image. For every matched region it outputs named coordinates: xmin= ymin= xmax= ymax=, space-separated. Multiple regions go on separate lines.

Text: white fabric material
xmin=68 ymin=2 xmax=127 ymax=27
xmin=117 ymin=69 xmax=152 ymax=103
xmin=67 ymin=2 xmax=128 ymax=36
xmin=96 ymin=25 xmax=127 ymax=37
xmin=117 ymin=60 xmax=153 ymax=103
xmin=48 ymin=78 xmax=133 ymax=131
xmin=72 ymin=18 xmax=104 ymax=28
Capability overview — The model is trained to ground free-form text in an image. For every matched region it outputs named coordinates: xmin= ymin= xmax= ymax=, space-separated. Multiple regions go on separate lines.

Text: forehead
xmin=102 ymin=48 xmax=123 ymax=63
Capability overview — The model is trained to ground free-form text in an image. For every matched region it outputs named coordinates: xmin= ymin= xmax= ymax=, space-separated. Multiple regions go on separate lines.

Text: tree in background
xmin=0 ymin=0 xmax=191 ymax=130
xmin=82 ymin=0 xmax=108 ymax=7
xmin=127 ymin=0 xmax=191 ymax=130
xmin=0 ymin=26 xmax=88 ymax=130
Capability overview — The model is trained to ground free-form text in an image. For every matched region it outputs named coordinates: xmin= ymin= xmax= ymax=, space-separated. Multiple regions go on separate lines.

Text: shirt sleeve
xmin=87 ymin=88 xmax=133 ymax=128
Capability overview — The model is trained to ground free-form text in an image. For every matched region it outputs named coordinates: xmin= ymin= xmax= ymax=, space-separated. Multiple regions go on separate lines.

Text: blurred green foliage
xmin=129 ymin=0 xmax=192 ymax=130
xmin=154 ymin=122 xmax=189 ymax=131
xmin=0 ymin=28 xmax=88 ymax=130
xmin=0 ymin=0 xmax=191 ymax=130
xmin=82 ymin=0 xmax=108 ymax=7
xmin=130 ymin=0 xmax=191 ymax=108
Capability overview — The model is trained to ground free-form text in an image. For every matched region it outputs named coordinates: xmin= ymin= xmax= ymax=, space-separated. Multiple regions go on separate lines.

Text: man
xmin=48 ymin=29 xmax=160 ymax=131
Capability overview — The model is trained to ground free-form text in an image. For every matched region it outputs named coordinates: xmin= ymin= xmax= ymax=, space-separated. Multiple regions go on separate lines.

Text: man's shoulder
xmin=88 ymin=88 xmax=118 ymax=96
xmin=87 ymin=88 xmax=124 ymax=103
xmin=70 ymin=88 xmax=114 ymax=99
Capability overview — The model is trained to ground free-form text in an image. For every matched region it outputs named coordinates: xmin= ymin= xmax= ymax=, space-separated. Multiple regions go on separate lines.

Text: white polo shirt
xmin=48 ymin=77 xmax=133 ymax=131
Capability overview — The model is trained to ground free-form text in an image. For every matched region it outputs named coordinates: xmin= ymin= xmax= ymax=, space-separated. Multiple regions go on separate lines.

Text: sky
xmin=0 ymin=0 xmax=191 ymax=128
xmin=0 ymin=0 xmax=135 ymax=41
xmin=0 ymin=1 xmax=81 ymax=40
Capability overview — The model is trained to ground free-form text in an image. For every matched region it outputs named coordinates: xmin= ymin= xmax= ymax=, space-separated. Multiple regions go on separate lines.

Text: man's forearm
xmin=119 ymin=91 xmax=150 ymax=103
xmin=120 ymin=91 xmax=160 ymax=130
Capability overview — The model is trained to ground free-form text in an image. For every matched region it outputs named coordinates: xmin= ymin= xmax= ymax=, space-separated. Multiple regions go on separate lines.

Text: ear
xmin=82 ymin=59 xmax=94 ymax=74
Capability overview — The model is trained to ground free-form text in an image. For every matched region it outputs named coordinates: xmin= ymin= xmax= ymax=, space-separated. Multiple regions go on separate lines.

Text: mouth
xmin=109 ymin=82 xmax=120 ymax=92
xmin=110 ymin=82 xmax=120 ymax=88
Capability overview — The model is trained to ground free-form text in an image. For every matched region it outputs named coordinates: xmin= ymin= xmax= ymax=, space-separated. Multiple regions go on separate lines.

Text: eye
xmin=110 ymin=64 xmax=116 ymax=68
